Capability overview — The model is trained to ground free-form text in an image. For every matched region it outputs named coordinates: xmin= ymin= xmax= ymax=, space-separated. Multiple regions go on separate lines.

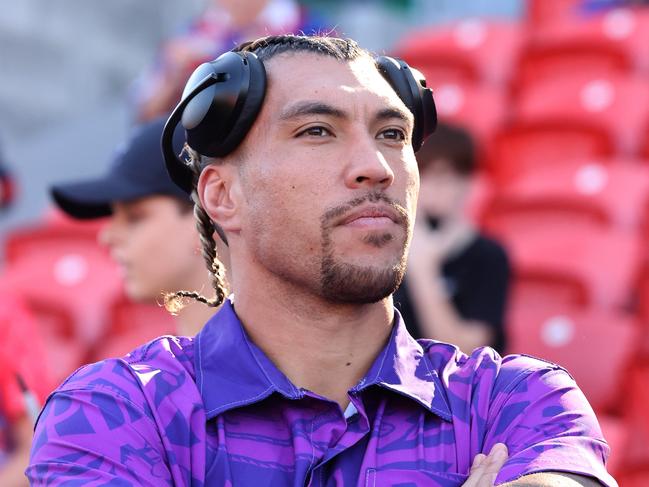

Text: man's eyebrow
xmin=278 ymin=101 xmax=347 ymax=121
xmin=375 ymin=107 xmax=413 ymax=126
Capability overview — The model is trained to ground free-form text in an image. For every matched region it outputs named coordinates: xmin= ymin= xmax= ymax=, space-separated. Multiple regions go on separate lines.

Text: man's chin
xmin=320 ymin=259 xmax=405 ymax=305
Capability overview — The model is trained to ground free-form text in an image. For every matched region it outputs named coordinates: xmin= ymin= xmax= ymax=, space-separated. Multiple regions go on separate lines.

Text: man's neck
xmin=232 ymin=274 xmax=395 ymax=409
xmin=176 ymin=299 xmax=218 ymax=336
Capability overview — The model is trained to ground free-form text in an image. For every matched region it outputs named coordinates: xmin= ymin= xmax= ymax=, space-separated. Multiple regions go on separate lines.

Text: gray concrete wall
xmin=0 ymin=0 xmax=204 ymax=240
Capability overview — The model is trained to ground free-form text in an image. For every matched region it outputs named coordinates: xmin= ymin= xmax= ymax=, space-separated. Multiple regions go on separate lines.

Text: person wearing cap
xmin=51 ymin=117 xmax=229 ymax=336
xmin=29 ymin=35 xmax=614 ymax=486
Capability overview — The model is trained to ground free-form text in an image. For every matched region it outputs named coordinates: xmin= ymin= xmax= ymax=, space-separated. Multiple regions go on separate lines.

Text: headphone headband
xmin=162 ymin=49 xmax=436 ymax=194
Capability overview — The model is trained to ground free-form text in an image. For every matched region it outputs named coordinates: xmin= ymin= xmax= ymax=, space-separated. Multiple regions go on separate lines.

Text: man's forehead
xmin=264 ymin=53 xmax=403 ymax=107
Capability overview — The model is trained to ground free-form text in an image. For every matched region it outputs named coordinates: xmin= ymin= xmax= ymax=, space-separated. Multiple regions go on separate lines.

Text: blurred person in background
xmin=394 ymin=123 xmax=510 ymax=354
xmin=0 ymin=293 xmax=51 ymax=487
xmin=0 ymin=147 xmax=52 ymax=486
xmin=133 ymin=0 xmax=324 ymax=122
xmin=51 ymin=117 xmax=230 ymax=336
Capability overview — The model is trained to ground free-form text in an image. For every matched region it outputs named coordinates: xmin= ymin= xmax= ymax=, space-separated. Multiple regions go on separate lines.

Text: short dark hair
xmin=416 ymin=122 xmax=476 ymax=176
xmin=235 ymin=34 xmax=368 ymax=63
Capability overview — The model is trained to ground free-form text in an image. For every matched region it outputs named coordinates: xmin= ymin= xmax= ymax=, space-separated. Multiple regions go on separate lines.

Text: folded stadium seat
xmin=89 ymin=294 xmax=176 ymax=362
xmin=2 ymin=221 xmax=123 ymax=351
xmin=394 ymin=19 xmax=523 ymax=88
xmin=506 ymin=301 xmax=638 ymax=413
xmin=617 ymin=471 xmax=649 ymax=487
xmin=514 ymin=72 xmax=649 ymax=156
xmin=511 ymin=269 xmax=590 ymax=309
xmin=0 ymin=278 xmax=87 ymax=384
xmin=525 ymin=0 xmax=583 ymax=30
xmin=525 ymin=7 xmax=649 ymax=80
xmin=4 ymin=214 xmax=107 ymax=266
xmin=484 ymin=212 xmax=643 ymax=309
xmin=505 ymin=297 xmax=636 ymax=477
xmin=631 ymin=269 xmax=649 ymax=358
xmin=490 ymin=157 xmax=649 ymax=232
xmin=597 ymin=415 xmax=630 ymax=480
xmin=485 ymin=121 xmax=614 ymax=186
xmin=618 ymin=360 xmax=649 ymax=479
xmin=433 ymin=81 xmax=509 ymax=155
xmin=514 ymin=42 xmax=630 ymax=97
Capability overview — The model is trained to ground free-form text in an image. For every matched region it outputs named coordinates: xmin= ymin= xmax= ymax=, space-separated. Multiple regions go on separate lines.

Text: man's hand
xmin=463 ymin=443 xmax=509 ymax=487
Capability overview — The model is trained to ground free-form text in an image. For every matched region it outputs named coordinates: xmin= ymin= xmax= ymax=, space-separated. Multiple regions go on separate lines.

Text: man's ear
xmin=197 ymin=164 xmax=242 ymax=233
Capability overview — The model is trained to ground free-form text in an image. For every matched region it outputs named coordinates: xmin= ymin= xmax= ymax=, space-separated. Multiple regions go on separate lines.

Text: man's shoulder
xmin=54 ymin=335 xmax=198 ymax=409
xmin=421 ymin=340 xmax=571 ymax=399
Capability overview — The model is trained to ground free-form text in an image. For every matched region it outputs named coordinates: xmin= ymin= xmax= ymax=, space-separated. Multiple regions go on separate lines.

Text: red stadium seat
xmin=433 ymin=81 xmax=508 ymax=154
xmin=514 ymin=72 xmax=649 ymax=156
xmin=514 ymin=42 xmax=629 ymax=96
xmin=526 ymin=0 xmax=583 ymax=30
xmin=490 ymin=158 xmax=649 ymax=232
xmin=597 ymin=415 xmax=629 ymax=478
xmin=0 ymin=276 xmax=90 ymax=383
xmin=2 ymin=221 xmax=123 ymax=349
xmin=525 ymin=7 xmax=649 ymax=79
xmin=506 ymin=301 xmax=638 ymax=412
xmin=485 ymin=121 xmax=614 ymax=185
xmin=511 ymin=269 xmax=590 ymax=309
xmin=484 ymin=216 xmax=643 ymax=308
xmin=619 ymin=360 xmax=649 ymax=476
xmin=4 ymin=218 xmax=105 ymax=265
xmin=394 ymin=19 xmax=523 ymax=88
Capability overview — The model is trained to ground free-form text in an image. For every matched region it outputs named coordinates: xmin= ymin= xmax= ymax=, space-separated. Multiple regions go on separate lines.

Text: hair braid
xmin=163 ymin=145 xmax=228 ymax=314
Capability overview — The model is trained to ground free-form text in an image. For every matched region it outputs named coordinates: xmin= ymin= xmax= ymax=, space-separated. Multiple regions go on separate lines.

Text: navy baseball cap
xmin=51 ymin=117 xmax=189 ymax=219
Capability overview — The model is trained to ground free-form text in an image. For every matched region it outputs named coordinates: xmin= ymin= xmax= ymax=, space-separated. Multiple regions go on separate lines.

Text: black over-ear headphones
xmin=162 ymin=50 xmax=437 ymax=194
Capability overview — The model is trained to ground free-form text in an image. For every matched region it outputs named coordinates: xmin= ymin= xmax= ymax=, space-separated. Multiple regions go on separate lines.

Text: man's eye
xmin=299 ymin=126 xmax=332 ymax=137
xmin=378 ymin=128 xmax=406 ymax=141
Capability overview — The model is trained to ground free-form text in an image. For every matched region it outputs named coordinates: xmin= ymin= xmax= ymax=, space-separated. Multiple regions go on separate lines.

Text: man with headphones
xmin=28 ymin=35 xmax=615 ymax=486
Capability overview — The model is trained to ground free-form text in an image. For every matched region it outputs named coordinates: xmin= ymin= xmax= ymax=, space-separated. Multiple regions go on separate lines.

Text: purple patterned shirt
xmin=27 ymin=299 xmax=616 ymax=486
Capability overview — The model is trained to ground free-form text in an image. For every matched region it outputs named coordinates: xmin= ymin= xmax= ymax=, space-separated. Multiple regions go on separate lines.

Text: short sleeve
xmin=485 ymin=359 xmax=617 ymax=487
xmin=27 ymin=384 xmax=172 ymax=485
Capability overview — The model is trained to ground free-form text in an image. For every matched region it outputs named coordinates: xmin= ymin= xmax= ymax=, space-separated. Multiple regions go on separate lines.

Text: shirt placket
xmin=304 ymin=392 xmax=371 ymax=487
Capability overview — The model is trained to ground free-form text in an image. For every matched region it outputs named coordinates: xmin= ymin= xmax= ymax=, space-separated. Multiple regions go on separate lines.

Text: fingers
xmin=463 ymin=443 xmax=509 ymax=487
xmin=483 ymin=443 xmax=509 ymax=483
xmin=470 ymin=453 xmax=487 ymax=473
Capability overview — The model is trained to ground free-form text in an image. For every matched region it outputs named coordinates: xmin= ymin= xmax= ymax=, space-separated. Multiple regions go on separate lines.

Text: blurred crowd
xmin=2 ymin=0 xmax=649 ymax=484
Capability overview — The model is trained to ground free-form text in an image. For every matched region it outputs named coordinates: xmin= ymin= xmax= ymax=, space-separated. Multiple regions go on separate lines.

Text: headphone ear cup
xmin=182 ymin=51 xmax=266 ymax=157
xmin=218 ymin=53 xmax=266 ymax=155
xmin=375 ymin=56 xmax=437 ymax=151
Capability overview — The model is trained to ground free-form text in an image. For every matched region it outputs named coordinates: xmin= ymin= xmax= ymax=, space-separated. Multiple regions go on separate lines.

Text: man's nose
xmin=343 ymin=136 xmax=395 ymax=190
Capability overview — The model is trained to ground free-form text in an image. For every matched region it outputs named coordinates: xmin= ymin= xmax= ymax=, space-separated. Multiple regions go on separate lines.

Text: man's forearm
xmin=498 ymin=472 xmax=604 ymax=487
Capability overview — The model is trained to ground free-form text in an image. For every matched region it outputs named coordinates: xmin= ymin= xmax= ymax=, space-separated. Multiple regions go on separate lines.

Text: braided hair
xmin=164 ymin=34 xmax=371 ymax=313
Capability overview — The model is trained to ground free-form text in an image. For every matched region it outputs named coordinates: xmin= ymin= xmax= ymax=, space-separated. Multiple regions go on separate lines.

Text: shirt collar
xmin=195 ymin=298 xmax=452 ymax=422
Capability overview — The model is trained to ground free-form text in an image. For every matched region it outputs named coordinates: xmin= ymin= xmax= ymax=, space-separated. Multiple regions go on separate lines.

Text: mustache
xmin=320 ymin=192 xmax=409 ymax=229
